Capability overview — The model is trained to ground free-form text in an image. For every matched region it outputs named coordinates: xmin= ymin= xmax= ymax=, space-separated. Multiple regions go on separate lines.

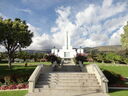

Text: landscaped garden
xmin=0 ymin=51 xmax=128 ymax=96
xmin=0 ymin=61 xmax=128 ymax=96
xmin=0 ymin=62 xmax=51 ymax=91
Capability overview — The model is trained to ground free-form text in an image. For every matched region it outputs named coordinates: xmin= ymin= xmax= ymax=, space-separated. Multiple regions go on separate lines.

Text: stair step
xmin=38 ymin=78 xmax=97 ymax=82
xmin=34 ymin=72 xmax=101 ymax=94
xmin=34 ymin=88 xmax=101 ymax=92
xmin=36 ymin=81 xmax=99 ymax=84
xmin=39 ymin=76 xmax=96 ymax=79
xmin=40 ymin=73 xmax=94 ymax=75
xmin=36 ymin=84 xmax=100 ymax=88
xmin=33 ymin=88 xmax=100 ymax=95
xmin=27 ymin=92 xmax=108 ymax=96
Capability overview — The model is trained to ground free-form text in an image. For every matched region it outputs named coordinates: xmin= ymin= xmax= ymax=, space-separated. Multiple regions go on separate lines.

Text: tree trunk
xmin=8 ymin=54 xmax=12 ymax=69
xmin=25 ymin=62 xmax=28 ymax=67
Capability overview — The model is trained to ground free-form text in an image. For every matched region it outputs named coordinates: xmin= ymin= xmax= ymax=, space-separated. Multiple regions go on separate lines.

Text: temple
xmin=51 ymin=31 xmax=84 ymax=58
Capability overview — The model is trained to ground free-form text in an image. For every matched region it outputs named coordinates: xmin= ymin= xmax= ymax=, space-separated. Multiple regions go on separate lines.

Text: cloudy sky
xmin=0 ymin=0 xmax=128 ymax=51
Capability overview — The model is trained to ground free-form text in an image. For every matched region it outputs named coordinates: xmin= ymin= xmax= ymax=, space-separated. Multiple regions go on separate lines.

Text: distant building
xmin=51 ymin=32 xmax=84 ymax=58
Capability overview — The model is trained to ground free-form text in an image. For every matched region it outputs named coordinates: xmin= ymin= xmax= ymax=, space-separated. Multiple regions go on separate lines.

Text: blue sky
xmin=0 ymin=0 xmax=128 ymax=50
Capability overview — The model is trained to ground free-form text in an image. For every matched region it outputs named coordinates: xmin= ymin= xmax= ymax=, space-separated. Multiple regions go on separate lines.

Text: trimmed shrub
xmin=4 ymin=75 xmax=14 ymax=85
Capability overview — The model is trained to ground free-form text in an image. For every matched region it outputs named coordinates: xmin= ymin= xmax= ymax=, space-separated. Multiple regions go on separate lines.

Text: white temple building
xmin=51 ymin=31 xmax=84 ymax=58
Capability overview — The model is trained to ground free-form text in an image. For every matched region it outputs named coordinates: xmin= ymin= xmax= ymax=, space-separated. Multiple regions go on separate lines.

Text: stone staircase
xmin=27 ymin=59 xmax=109 ymax=96
xmin=27 ymin=72 xmax=104 ymax=96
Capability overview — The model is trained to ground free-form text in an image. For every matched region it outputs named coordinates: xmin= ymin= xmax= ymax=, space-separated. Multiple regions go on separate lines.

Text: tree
xmin=31 ymin=53 xmax=44 ymax=62
xmin=17 ymin=51 xmax=30 ymax=62
xmin=105 ymin=53 xmax=121 ymax=64
xmin=96 ymin=52 xmax=106 ymax=63
xmin=16 ymin=51 xmax=31 ymax=67
xmin=121 ymin=22 xmax=128 ymax=49
xmin=0 ymin=52 xmax=7 ymax=62
xmin=0 ymin=18 xmax=33 ymax=69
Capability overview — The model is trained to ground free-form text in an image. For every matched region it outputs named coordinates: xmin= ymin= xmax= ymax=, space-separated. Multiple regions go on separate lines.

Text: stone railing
xmin=28 ymin=64 xmax=43 ymax=93
xmin=86 ymin=64 xmax=108 ymax=93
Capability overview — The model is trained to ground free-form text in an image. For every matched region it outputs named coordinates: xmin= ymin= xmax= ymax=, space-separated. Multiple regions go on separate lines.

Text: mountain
xmin=22 ymin=45 xmax=124 ymax=54
xmin=84 ymin=45 xmax=124 ymax=52
xmin=23 ymin=49 xmax=51 ymax=54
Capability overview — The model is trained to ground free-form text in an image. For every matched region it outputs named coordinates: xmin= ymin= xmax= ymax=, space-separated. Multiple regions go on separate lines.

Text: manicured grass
xmin=0 ymin=90 xmax=28 ymax=96
xmin=0 ymin=61 xmax=51 ymax=66
xmin=84 ymin=62 xmax=128 ymax=77
xmin=0 ymin=62 xmax=51 ymax=77
xmin=0 ymin=90 xmax=127 ymax=96
xmin=100 ymin=65 xmax=128 ymax=77
xmin=109 ymin=90 xmax=128 ymax=96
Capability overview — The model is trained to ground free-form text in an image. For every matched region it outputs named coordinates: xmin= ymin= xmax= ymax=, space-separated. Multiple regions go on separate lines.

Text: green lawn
xmin=0 ymin=90 xmax=127 ymax=96
xmin=100 ymin=65 xmax=128 ymax=77
xmin=0 ymin=90 xmax=28 ymax=96
xmin=0 ymin=62 xmax=128 ymax=96
xmin=84 ymin=62 xmax=128 ymax=77
xmin=0 ymin=62 xmax=51 ymax=77
xmin=109 ymin=90 xmax=128 ymax=96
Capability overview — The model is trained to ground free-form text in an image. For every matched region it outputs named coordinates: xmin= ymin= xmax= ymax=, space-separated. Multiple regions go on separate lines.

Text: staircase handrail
xmin=28 ymin=64 xmax=43 ymax=93
xmin=86 ymin=64 xmax=108 ymax=93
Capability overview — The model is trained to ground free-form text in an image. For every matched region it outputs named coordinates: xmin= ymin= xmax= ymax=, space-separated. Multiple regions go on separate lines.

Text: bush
xmin=0 ymin=74 xmax=29 ymax=85
xmin=4 ymin=75 xmax=15 ymax=85
xmin=124 ymin=58 xmax=128 ymax=64
xmin=75 ymin=53 xmax=87 ymax=63
xmin=46 ymin=54 xmax=61 ymax=64
xmin=15 ymin=74 xmax=29 ymax=83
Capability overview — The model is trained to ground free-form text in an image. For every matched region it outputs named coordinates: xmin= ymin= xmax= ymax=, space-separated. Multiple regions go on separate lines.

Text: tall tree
xmin=0 ymin=18 xmax=33 ymax=69
xmin=17 ymin=51 xmax=30 ymax=62
xmin=121 ymin=22 xmax=128 ymax=49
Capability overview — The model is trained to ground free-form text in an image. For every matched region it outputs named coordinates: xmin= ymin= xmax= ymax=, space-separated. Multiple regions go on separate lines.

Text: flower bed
xmin=0 ymin=83 xmax=28 ymax=90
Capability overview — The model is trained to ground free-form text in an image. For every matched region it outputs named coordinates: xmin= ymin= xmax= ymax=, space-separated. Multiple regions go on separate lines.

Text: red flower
xmin=17 ymin=83 xmax=27 ymax=89
xmin=8 ymin=84 xmax=17 ymax=89
xmin=0 ymin=85 xmax=8 ymax=90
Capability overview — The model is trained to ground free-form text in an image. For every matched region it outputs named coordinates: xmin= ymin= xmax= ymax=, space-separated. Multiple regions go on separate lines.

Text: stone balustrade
xmin=28 ymin=64 xmax=43 ymax=93
xmin=86 ymin=64 xmax=109 ymax=93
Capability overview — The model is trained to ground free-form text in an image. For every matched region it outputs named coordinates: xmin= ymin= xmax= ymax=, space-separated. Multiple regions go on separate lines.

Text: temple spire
xmin=66 ymin=31 xmax=68 ymax=49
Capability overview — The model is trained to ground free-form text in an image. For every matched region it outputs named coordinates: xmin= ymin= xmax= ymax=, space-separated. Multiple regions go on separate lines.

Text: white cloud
xmin=76 ymin=4 xmax=96 ymax=25
xmin=108 ymin=21 xmax=127 ymax=45
xmin=1 ymin=0 xmax=127 ymax=51
xmin=102 ymin=0 xmax=113 ymax=8
xmin=49 ymin=0 xmax=128 ymax=48
xmin=27 ymin=23 xmax=40 ymax=36
xmin=26 ymin=23 xmax=55 ymax=50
